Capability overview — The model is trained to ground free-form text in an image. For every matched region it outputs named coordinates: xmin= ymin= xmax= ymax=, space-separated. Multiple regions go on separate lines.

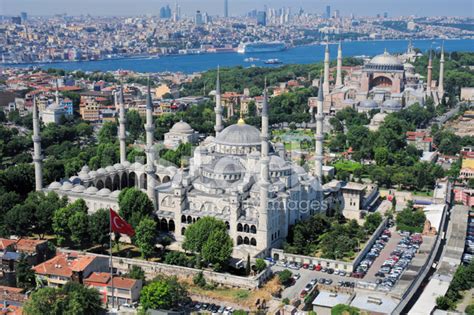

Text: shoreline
xmin=3 ymin=37 xmax=472 ymax=68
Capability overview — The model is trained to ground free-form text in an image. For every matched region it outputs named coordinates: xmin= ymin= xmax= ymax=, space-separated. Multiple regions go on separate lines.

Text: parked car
xmin=315 ymin=265 xmax=322 ymax=271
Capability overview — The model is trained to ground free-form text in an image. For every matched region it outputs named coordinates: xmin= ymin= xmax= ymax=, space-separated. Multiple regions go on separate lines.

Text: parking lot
xmin=270 ymin=264 xmax=355 ymax=300
xmin=364 ymin=229 xmax=402 ymax=282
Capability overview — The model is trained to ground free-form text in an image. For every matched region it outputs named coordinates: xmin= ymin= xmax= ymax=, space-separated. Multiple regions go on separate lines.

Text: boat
xmin=244 ymin=57 xmax=260 ymax=62
xmin=237 ymin=41 xmax=286 ymax=54
xmin=264 ymin=59 xmax=283 ymax=65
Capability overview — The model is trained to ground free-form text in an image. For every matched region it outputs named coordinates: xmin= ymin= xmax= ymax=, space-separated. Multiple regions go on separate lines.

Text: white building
xmin=38 ymin=74 xmax=327 ymax=259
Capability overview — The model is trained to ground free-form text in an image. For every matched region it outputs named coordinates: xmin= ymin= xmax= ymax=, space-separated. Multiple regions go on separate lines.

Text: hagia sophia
xmin=310 ymin=41 xmax=445 ymax=129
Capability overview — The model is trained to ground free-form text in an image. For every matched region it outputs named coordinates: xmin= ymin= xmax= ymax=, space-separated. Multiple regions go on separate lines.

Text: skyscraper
xmin=257 ymin=11 xmax=266 ymax=26
xmin=224 ymin=0 xmax=229 ymax=18
xmin=195 ymin=10 xmax=203 ymax=25
xmin=20 ymin=12 xmax=27 ymax=23
xmin=325 ymin=5 xmax=331 ymax=19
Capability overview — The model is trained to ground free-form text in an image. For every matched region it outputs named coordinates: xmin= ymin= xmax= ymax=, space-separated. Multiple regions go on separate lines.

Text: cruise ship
xmin=237 ymin=41 xmax=286 ymax=54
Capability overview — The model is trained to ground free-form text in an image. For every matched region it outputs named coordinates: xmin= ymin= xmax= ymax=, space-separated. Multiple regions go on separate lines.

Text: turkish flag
xmin=110 ymin=208 xmax=135 ymax=237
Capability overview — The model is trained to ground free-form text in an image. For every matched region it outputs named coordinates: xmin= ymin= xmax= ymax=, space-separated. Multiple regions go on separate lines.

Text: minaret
xmin=214 ymin=67 xmax=224 ymax=136
xmin=32 ymin=96 xmax=43 ymax=191
xmin=427 ymin=50 xmax=433 ymax=95
xmin=55 ymin=79 xmax=60 ymax=105
xmin=118 ymin=86 xmax=127 ymax=164
xmin=315 ymin=77 xmax=324 ymax=180
xmin=323 ymin=43 xmax=330 ymax=96
xmin=438 ymin=43 xmax=445 ymax=98
xmin=259 ymin=79 xmax=270 ymax=250
xmin=144 ymin=80 xmax=156 ymax=206
xmin=335 ymin=41 xmax=343 ymax=88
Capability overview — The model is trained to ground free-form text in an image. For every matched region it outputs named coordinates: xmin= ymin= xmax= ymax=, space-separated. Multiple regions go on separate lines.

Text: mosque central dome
xmin=365 ymin=51 xmax=404 ymax=71
xmin=215 ymin=121 xmax=261 ymax=146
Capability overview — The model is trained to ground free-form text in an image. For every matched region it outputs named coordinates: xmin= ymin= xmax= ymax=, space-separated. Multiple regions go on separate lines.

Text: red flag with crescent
xmin=110 ymin=208 xmax=135 ymax=236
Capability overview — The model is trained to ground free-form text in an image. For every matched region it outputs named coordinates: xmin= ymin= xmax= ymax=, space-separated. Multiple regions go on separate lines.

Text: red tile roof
xmin=33 ymin=253 xmax=96 ymax=278
xmin=0 ymin=240 xmax=15 ymax=251
xmin=85 ymin=272 xmax=111 ymax=285
xmin=108 ymin=276 xmax=138 ymax=290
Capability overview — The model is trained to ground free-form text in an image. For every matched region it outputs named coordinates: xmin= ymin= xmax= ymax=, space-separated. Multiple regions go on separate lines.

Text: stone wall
xmin=59 ymin=249 xmax=271 ymax=289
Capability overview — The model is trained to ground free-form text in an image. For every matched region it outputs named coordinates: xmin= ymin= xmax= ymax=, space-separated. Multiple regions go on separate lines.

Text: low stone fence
xmin=271 ymin=217 xmax=388 ymax=273
xmin=59 ymin=249 xmax=271 ymax=289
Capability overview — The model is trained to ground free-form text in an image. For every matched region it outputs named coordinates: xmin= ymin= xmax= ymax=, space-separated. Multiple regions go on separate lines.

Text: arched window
xmin=181 ymin=227 xmax=186 ymax=235
xmin=251 ymin=238 xmax=257 ymax=246
xmin=160 ymin=218 xmax=168 ymax=231
xmin=105 ymin=177 xmax=113 ymax=190
xmin=181 ymin=215 xmax=186 ymax=223
xmin=237 ymin=236 xmax=243 ymax=245
xmin=96 ymin=180 xmax=104 ymax=190
xmin=168 ymin=220 xmax=175 ymax=232
xmin=250 ymin=225 xmax=257 ymax=234
xmin=244 ymin=237 xmax=249 ymax=245
xmin=187 ymin=216 xmax=192 ymax=224
xmin=244 ymin=224 xmax=249 ymax=233
xmin=237 ymin=223 xmax=243 ymax=232
xmin=225 ymin=221 xmax=230 ymax=230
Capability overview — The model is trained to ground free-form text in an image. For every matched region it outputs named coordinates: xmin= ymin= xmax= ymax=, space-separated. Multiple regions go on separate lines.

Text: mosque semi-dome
xmin=359 ymin=99 xmax=379 ymax=109
xmin=382 ymin=99 xmax=402 ymax=110
xmin=365 ymin=51 xmax=404 ymax=71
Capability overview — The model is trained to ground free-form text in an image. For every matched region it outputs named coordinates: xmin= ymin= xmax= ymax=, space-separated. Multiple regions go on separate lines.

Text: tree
xmin=88 ymin=208 xmax=110 ymax=247
xmin=396 ymin=207 xmax=426 ymax=233
xmin=23 ymin=282 xmax=103 ymax=315
xmin=4 ymin=203 xmax=34 ymax=237
xmin=125 ymin=265 xmax=146 ymax=281
xmin=28 ymin=192 xmax=67 ymax=239
xmin=61 ymin=282 xmax=103 ymax=314
xmin=201 ymin=228 xmax=233 ymax=268
xmin=193 ymin=272 xmax=206 ymax=288
xmin=246 ymin=254 xmax=251 ymax=276
xmin=278 ymin=269 xmax=293 ymax=286
xmin=135 ymin=218 xmax=158 ymax=259
xmin=118 ymin=188 xmax=153 ymax=228
xmin=255 ymin=258 xmax=267 ymax=273
xmin=140 ymin=280 xmax=176 ymax=311
xmin=16 ymin=253 xmax=35 ymax=289
xmin=183 ymin=217 xmax=232 ymax=267
xmin=52 ymin=199 xmax=88 ymax=246
xmin=98 ymin=121 xmax=117 ymax=143
xmin=364 ymin=212 xmax=383 ymax=234
xmin=183 ymin=216 xmax=227 ymax=253
xmin=126 ymin=110 xmax=144 ymax=141
xmin=164 ymin=251 xmax=189 ymax=266
xmin=68 ymin=211 xmax=90 ymax=248
xmin=23 ymin=287 xmax=63 ymax=315
xmin=331 ymin=304 xmax=360 ymax=315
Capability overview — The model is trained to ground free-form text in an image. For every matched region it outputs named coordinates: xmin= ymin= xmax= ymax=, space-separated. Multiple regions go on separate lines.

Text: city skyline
xmin=1 ymin=0 xmax=473 ymax=17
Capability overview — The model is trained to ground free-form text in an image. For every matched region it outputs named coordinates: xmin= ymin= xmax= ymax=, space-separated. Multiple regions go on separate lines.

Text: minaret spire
xmin=335 ymin=41 xmax=343 ymax=87
xmin=214 ymin=66 xmax=224 ymax=136
xmin=258 ymin=78 xmax=270 ymax=250
xmin=144 ymin=78 xmax=156 ymax=206
xmin=55 ymin=79 xmax=60 ymax=105
xmin=438 ymin=43 xmax=445 ymax=98
xmin=315 ymin=76 xmax=324 ymax=180
xmin=32 ymin=96 xmax=43 ymax=191
xmin=427 ymin=50 xmax=433 ymax=95
xmin=118 ymin=85 xmax=127 ymax=164
xmin=323 ymin=42 xmax=330 ymax=96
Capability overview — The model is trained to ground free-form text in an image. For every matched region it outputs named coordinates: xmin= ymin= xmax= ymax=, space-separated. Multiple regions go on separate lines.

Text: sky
xmin=1 ymin=0 xmax=473 ymax=17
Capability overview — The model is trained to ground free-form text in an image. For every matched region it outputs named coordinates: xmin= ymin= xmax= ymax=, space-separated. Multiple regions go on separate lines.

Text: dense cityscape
xmin=0 ymin=0 xmax=473 ymax=314
xmin=1 ymin=5 xmax=473 ymax=64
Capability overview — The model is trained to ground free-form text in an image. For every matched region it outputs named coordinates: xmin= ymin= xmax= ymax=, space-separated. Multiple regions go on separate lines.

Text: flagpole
xmin=109 ymin=209 xmax=115 ymax=310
